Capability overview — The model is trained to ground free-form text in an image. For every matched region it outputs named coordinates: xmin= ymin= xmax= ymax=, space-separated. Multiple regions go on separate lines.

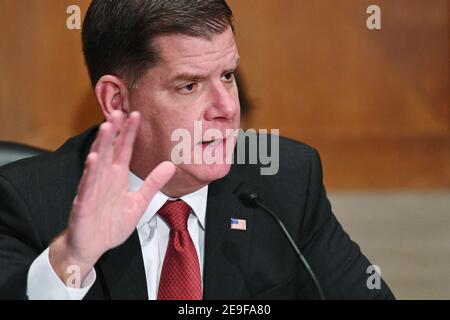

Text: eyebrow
xmin=170 ymin=72 xmax=208 ymax=83
xmin=170 ymin=57 xmax=240 ymax=83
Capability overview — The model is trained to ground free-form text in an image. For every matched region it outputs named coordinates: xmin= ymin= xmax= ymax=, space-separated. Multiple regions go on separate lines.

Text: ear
xmin=95 ymin=75 xmax=131 ymax=118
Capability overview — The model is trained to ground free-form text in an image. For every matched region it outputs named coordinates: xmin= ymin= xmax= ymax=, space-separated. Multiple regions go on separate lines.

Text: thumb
xmin=137 ymin=161 xmax=176 ymax=204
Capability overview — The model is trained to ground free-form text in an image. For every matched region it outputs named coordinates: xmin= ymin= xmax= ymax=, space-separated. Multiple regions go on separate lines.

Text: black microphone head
xmin=238 ymin=189 xmax=259 ymax=208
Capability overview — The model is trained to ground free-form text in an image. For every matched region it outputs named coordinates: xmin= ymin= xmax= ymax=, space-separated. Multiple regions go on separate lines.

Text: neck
xmin=131 ymin=162 xmax=207 ymax=198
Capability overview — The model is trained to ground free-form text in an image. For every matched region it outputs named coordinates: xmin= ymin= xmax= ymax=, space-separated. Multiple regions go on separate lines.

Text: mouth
xmin=199 ymin=138 xmax=226 ymax=148
xmin=196 ymin=130 xmax=238 ymax=150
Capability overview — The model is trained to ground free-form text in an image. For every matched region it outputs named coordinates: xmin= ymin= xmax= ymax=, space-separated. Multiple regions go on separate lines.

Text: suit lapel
xmin=97 ymin=231 xmax=149 ymax=299
xmin=203 ymin=165 xmax=257 ymax=299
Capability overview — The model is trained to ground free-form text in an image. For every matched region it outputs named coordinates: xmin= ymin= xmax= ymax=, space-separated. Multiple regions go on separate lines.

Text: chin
xmin=182 ymin=162 xmax=232 ymax=185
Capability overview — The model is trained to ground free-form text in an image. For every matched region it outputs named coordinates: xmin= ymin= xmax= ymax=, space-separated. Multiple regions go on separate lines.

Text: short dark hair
xmin=82 ymin=0 xmax=234 ymax=87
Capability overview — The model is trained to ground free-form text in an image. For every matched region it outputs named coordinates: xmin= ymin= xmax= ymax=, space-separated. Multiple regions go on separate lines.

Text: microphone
xmin=238 ymin=190 xmax=325 ymax=300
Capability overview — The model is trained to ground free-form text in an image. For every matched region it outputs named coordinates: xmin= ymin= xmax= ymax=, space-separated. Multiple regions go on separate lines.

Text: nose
xmin=203 ymin=81 xmax=239 ymax=121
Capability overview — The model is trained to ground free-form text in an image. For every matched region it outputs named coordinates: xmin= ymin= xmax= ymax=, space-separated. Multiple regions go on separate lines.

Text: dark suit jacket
xmin=0 ymin=126 xmax=395 ymax=299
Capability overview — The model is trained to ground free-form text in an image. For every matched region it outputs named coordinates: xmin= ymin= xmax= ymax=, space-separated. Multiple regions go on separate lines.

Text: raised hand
xmin=49 ymin=110 xmax=176 ymax=286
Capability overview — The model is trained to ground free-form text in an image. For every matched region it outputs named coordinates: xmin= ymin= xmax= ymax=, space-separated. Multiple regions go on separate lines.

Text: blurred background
xmin=0 ymin=0 xmax=449 ymax=299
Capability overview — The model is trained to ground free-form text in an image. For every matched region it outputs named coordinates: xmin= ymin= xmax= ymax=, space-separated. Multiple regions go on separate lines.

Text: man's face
xmin=130 ymin=27 xmax=241 ymax=194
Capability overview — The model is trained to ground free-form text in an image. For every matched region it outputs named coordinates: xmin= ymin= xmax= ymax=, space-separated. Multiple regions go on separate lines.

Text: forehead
xmin=153 ymin=28 xmax=238 ymax=70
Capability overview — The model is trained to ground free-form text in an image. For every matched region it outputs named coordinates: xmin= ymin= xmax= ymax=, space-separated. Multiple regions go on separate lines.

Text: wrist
xmin=49 ymin=231 xmax=98 ymax=288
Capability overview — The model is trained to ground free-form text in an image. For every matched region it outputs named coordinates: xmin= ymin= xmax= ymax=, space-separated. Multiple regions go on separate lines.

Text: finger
xmin=114 ymin=111 xmax=141 ymax=165
xmin=136 ymin=161 xmax=176 ymax=206
xmin=96 ymin=111 xmax=124 ymax=160
xmin=107 ymin=110 xmax=126 ymax=137
xmin=89 ymin=122 xmax=112 ymax=155
xmin=90 ymin=110 xmax=125 ymax=155
xmin=75 ymin=152 xmax=99 ymax=205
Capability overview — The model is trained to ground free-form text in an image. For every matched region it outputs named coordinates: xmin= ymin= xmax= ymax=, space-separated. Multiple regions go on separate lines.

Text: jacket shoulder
xmin=0 ymin=126 xmax=99 ymax=184
xmin=277 ymin=135 xmax=319 ymax=161
xmin=234 ymin=133 xmax=323 ymax=203
xmin=0 ymin=127 xmax=97 ymax=199
xmin=236 ymin=133 xmax=320 ymax=176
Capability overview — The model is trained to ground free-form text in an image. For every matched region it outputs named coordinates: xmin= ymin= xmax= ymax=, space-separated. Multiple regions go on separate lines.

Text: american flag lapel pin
xmin=230 ymin=218 xmax=247 ymax=231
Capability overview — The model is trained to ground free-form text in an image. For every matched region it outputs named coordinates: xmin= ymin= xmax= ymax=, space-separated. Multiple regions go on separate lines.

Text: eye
xmin=177 ymin=83 xmax=198 ymax=94
xmin=222 ymin=72 xmax=235 ymax=82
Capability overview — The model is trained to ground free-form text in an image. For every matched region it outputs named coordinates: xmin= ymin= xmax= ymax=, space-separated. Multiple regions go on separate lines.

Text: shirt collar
xmin=129 ymin=171 xmax=208 ymax=230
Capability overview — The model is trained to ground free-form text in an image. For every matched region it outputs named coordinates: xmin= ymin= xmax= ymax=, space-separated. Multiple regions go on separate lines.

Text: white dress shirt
xmin=27 ymin=172 xmax=208 ymax=300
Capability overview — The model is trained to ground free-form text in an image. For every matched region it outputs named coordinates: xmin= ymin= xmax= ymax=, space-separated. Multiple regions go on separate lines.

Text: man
xmin=0 ymin=0 xmax=394 ymax=299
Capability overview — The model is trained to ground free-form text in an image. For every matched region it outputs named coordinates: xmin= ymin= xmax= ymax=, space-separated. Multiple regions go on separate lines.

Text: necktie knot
xmin=157 ymin=200 xmax=192 ymax=231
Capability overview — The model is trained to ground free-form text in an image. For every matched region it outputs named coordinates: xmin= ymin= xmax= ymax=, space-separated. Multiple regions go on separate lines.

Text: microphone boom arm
xmin=239 ymin=191 xmax=325 ymax=300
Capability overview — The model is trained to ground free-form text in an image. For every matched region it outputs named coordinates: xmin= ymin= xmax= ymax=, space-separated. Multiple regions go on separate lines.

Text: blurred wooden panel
xmin=0 ymin=0 xmax=448 ymax=189
xmin=229 ymin=0 xmax=449 ymax=189
xmin=0 ymin=0 xmax=102 ymax=149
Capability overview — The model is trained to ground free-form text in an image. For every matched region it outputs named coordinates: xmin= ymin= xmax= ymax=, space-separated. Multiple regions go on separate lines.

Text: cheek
xmin=134 ymin=90 xmax=207 ymax=143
